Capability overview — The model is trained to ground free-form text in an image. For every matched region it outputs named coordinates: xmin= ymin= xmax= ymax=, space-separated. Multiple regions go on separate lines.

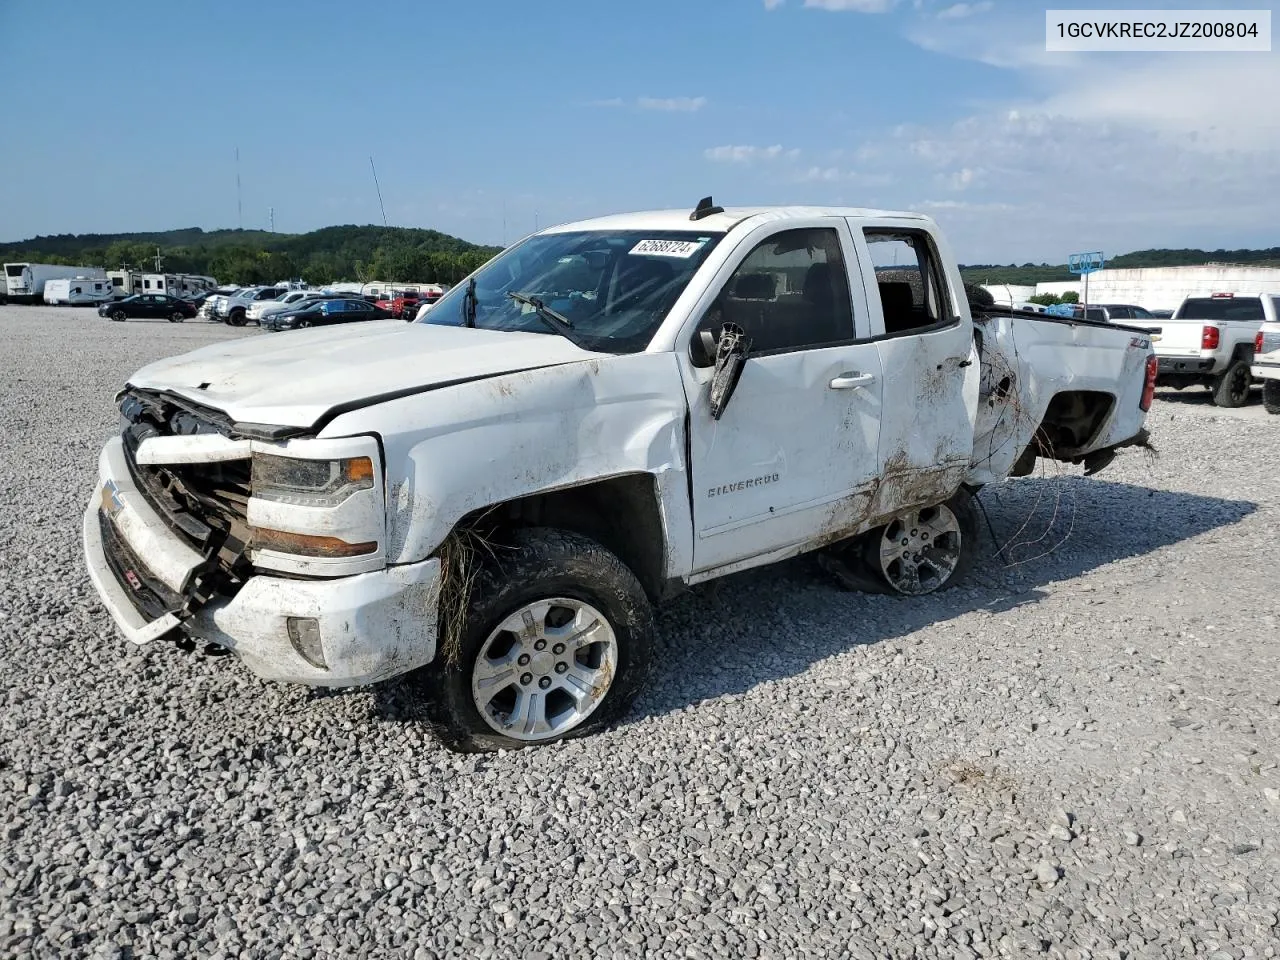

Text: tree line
xmin=0 ymin=225 xmax=502 ymax=286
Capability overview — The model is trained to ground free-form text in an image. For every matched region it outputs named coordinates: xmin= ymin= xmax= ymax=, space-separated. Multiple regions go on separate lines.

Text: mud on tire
xmin=415 ymin=527 xmax=654 ymax=752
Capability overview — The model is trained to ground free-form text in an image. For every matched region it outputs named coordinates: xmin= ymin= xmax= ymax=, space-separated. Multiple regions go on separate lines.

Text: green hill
xmin=4 ymin=225 xmax=1278 ymax=288
xmin=0 ymin=225 xmax=502 ymax=286
xmin=960 ymin=246 xmax=1280 ymax=286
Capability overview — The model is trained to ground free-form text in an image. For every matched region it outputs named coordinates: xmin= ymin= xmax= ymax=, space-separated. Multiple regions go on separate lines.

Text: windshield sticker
xmin=629 ymin=238 xmax=706 ymax=258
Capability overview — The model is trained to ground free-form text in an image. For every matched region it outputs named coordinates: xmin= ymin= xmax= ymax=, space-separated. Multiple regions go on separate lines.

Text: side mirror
xmin=708 ymin=323 xmax=751 ymax=421
xmin=689 ymin=328 xmax=717 ymax=368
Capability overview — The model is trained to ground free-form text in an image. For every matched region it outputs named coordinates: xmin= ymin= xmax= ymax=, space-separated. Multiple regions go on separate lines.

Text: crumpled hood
xmin=127 ymin=321 xmax=605 ymax=429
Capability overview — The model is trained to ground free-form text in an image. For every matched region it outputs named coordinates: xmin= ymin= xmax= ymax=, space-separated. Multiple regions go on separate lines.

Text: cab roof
xmin=540 ymin=206 xmax=932 ymax=236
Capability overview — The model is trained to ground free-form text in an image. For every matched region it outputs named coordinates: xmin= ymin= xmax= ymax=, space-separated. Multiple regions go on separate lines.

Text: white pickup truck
xmin=82 ymin=203 xmax=1155 ymax=751
xmin=1249 ymin=300 xmax=1280 ymax=413
xmin=1143 ymin=293 xmax=1277 ymax=407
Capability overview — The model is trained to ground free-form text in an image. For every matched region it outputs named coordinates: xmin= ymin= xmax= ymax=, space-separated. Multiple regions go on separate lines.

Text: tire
xmin=295 ymin=319 xmax=311 ymax=328
xmin=227 ymin=309 xmax=246 ymax=327
xmin=1264 ymin=380 xmax=1280 ymax=415
xmin=857 ymin=489 xmax=980 ymax=596
xmin=169 ymin=311 xmax=185 ymax=323
xmin=1211 ymin=359 xmax=1251 ymax=408
xmin=111 ymin=310 xmax=126 ymax=322
xmin=416 ymin=527 xmax=654 ymax=752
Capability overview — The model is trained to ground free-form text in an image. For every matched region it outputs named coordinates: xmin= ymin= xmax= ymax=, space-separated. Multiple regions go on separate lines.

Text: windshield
xmin=421 ymin=229 xmax=725 ymax=353
xmin=1175 ymin=297 xmax=1263 ymax=321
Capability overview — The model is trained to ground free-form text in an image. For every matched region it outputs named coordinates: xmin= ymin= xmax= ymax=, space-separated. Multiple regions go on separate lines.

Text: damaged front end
xmin=83 ymin=388 xmax=440 ymax=685
xmin=88 ymin=389 xmax=261 ymax=645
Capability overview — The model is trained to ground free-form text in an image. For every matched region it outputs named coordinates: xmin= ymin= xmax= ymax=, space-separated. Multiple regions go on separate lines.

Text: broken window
xmin=863 ymin=230 xmax=954 ymax=337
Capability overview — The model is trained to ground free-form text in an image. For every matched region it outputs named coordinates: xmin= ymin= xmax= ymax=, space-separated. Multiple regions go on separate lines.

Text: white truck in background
xmin=43 ymin=277 xmax=115 ymax=306
xmin=1142 ymin=293 xmax=1276 ymax=407
xmin=82 ymin=202 xmax=1156 ymax=752
xmin=1248 ymin=298 xmax=1280 ymax=414
xmin=5 ymin=262 xmax=107 ymax=303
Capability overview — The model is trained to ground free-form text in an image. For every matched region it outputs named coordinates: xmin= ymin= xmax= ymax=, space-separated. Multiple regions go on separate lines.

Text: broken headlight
xmin=251 ymin=453 xmax=374 ymax=508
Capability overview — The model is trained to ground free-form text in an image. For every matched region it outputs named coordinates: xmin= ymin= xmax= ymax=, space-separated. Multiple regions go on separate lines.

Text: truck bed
xmin=967 ymin=307 xmax=1152 ymax=485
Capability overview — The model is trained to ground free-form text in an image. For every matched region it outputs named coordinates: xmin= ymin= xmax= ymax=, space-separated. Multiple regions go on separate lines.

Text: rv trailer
xmin=4 ymin=263 xmax=107 ymax=303
xmin=44 ymin=277 xmax=115 ymax=306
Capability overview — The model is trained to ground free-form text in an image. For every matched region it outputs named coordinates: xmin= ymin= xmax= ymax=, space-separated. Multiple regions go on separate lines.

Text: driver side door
xmin=679 ymin=221 xmax=886 ymax=575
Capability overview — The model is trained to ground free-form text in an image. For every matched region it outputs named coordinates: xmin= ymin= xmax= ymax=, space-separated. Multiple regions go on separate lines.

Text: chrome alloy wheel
xmin=470 ymin=598 xmax=618 ymax=742
xmin=877 ymin=503 xmax=964 ymax=595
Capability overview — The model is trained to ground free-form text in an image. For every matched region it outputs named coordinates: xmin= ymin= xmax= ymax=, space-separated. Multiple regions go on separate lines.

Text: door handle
xmin=829 ymin=372 xmax=876 ymax=390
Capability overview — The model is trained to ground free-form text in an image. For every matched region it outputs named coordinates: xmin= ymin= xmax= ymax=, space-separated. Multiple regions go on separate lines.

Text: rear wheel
xmin=1263 ymin=380 xmax=1280 ymax=415
xmin=821 ymin=489 xmax=980 ymax=597
xmin=1211 ymin=359 xmax=1251 ymax=408
xmin=416 ymin=528 xmax=654 ymax=752
xmin=227 ymin=309 xmax=246 ymax=327
xmin=169 ymin=310 xmax=185 ymax=323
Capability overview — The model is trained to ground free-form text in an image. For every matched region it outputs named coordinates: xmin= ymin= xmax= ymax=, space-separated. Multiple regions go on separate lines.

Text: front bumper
xmin=82 ymin=436 xmax=442 ymax=686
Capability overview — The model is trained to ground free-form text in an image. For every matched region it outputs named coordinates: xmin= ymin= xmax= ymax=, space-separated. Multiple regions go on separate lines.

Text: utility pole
xmin=269 ymin=206 xmax=275 ymax=233
xmin=235 ymin=147 xmax=243 ymax=230
xmin=370 ymin=157 xmax=388 ymax=227
xmin=152 ymin=246 xmax=164 ymax=272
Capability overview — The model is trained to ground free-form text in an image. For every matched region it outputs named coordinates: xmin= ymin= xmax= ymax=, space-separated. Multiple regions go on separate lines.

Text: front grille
xmin=99 ymin=511 xmax=183 ymax=621
xmin=116 ymin=390 xmax=256 ymax=600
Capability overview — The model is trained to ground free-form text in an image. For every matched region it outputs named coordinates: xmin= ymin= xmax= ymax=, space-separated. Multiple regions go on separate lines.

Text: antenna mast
xmin=269 ymin=206 xmax=274 ymax=232
xmin=370 ymin=157 xmax=388 ymax=227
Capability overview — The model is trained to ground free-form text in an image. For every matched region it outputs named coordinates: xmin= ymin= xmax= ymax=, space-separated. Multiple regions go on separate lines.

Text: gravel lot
xmin=2 ymin=305 xmax=1278 ymax=960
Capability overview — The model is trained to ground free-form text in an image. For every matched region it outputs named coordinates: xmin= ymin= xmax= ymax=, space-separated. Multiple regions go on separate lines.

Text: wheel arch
xmin=446 ymin=472 xmax=674 ymax=603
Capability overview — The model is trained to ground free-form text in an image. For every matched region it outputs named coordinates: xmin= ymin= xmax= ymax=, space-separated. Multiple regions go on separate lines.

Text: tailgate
xmin=1258 ymin=328 xmax=1280 ymax=364
xmin=1146 ymin=320 xmax=1205 ymax=355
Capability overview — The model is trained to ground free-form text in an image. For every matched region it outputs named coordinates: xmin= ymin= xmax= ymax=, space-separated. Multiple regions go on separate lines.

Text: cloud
xmin=804 ymin=0 xmax=897 ymax=10
xmin=587 ymin=97 xmax=624 ymax=108
xmin=936 ymin=1 xmax=992 ymax=18
xmin=704 ymin=144 xmax=798 ymax=163
xmin=765 ymin=0 xmax=897 ymax=10
xmin=637 ymin=96 xmax=707 ymax=112
xmin=795 ymin=166 xmax=845 ymax=183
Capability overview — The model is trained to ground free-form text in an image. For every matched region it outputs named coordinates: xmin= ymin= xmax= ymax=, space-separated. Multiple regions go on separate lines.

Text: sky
xmin=0 ymin=0 xmax=1276 ymax=262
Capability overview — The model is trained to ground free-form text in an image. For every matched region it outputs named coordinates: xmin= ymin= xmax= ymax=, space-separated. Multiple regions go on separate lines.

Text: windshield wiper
xmin=506 ymin=291 xmax=588 ymax=348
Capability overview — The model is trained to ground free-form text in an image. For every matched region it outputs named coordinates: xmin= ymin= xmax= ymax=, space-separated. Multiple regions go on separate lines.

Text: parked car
xmin=247 ymin=290 xmax=343 ymax=324
xmin=97 ymin=294 xmax=197 ymax=323
xmin=1149 ymin=309 xmax=1174 ymax=319
xmin=1071 ymin=304 xmax=1157 ymax=323
xmin=264 ymin=297 xmax=392 ymax=331
xmin=1139 ymin=292 xmax=1276 ymax=407
xmin=82 ymin=202 xmax=1155 ymax=752
xmin=216 ymin=286 xmax=289 ymax=326
xmin=199 ymin=287 xmax=243 ymax=320
xmin=1248 ymin=300 xmax=1280 ymax=413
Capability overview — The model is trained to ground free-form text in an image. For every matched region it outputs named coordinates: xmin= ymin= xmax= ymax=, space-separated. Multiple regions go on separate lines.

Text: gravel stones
xmin=1 ymin=306 xmax=1278 ymax=958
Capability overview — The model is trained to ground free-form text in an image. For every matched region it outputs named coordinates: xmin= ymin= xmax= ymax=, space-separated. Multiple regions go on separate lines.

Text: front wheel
xmin=1263 ymin=379 xmax=1280 ymax=415
xmin=1211 ymin=359 xmax=1251 ymax=408
xmin=111 ymin=310 xmax=126 ymax=322
xmin=416 ymin=528 xmax=654 ymax=752
xmin=227 ymin=309 xmax=246 ymax=327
